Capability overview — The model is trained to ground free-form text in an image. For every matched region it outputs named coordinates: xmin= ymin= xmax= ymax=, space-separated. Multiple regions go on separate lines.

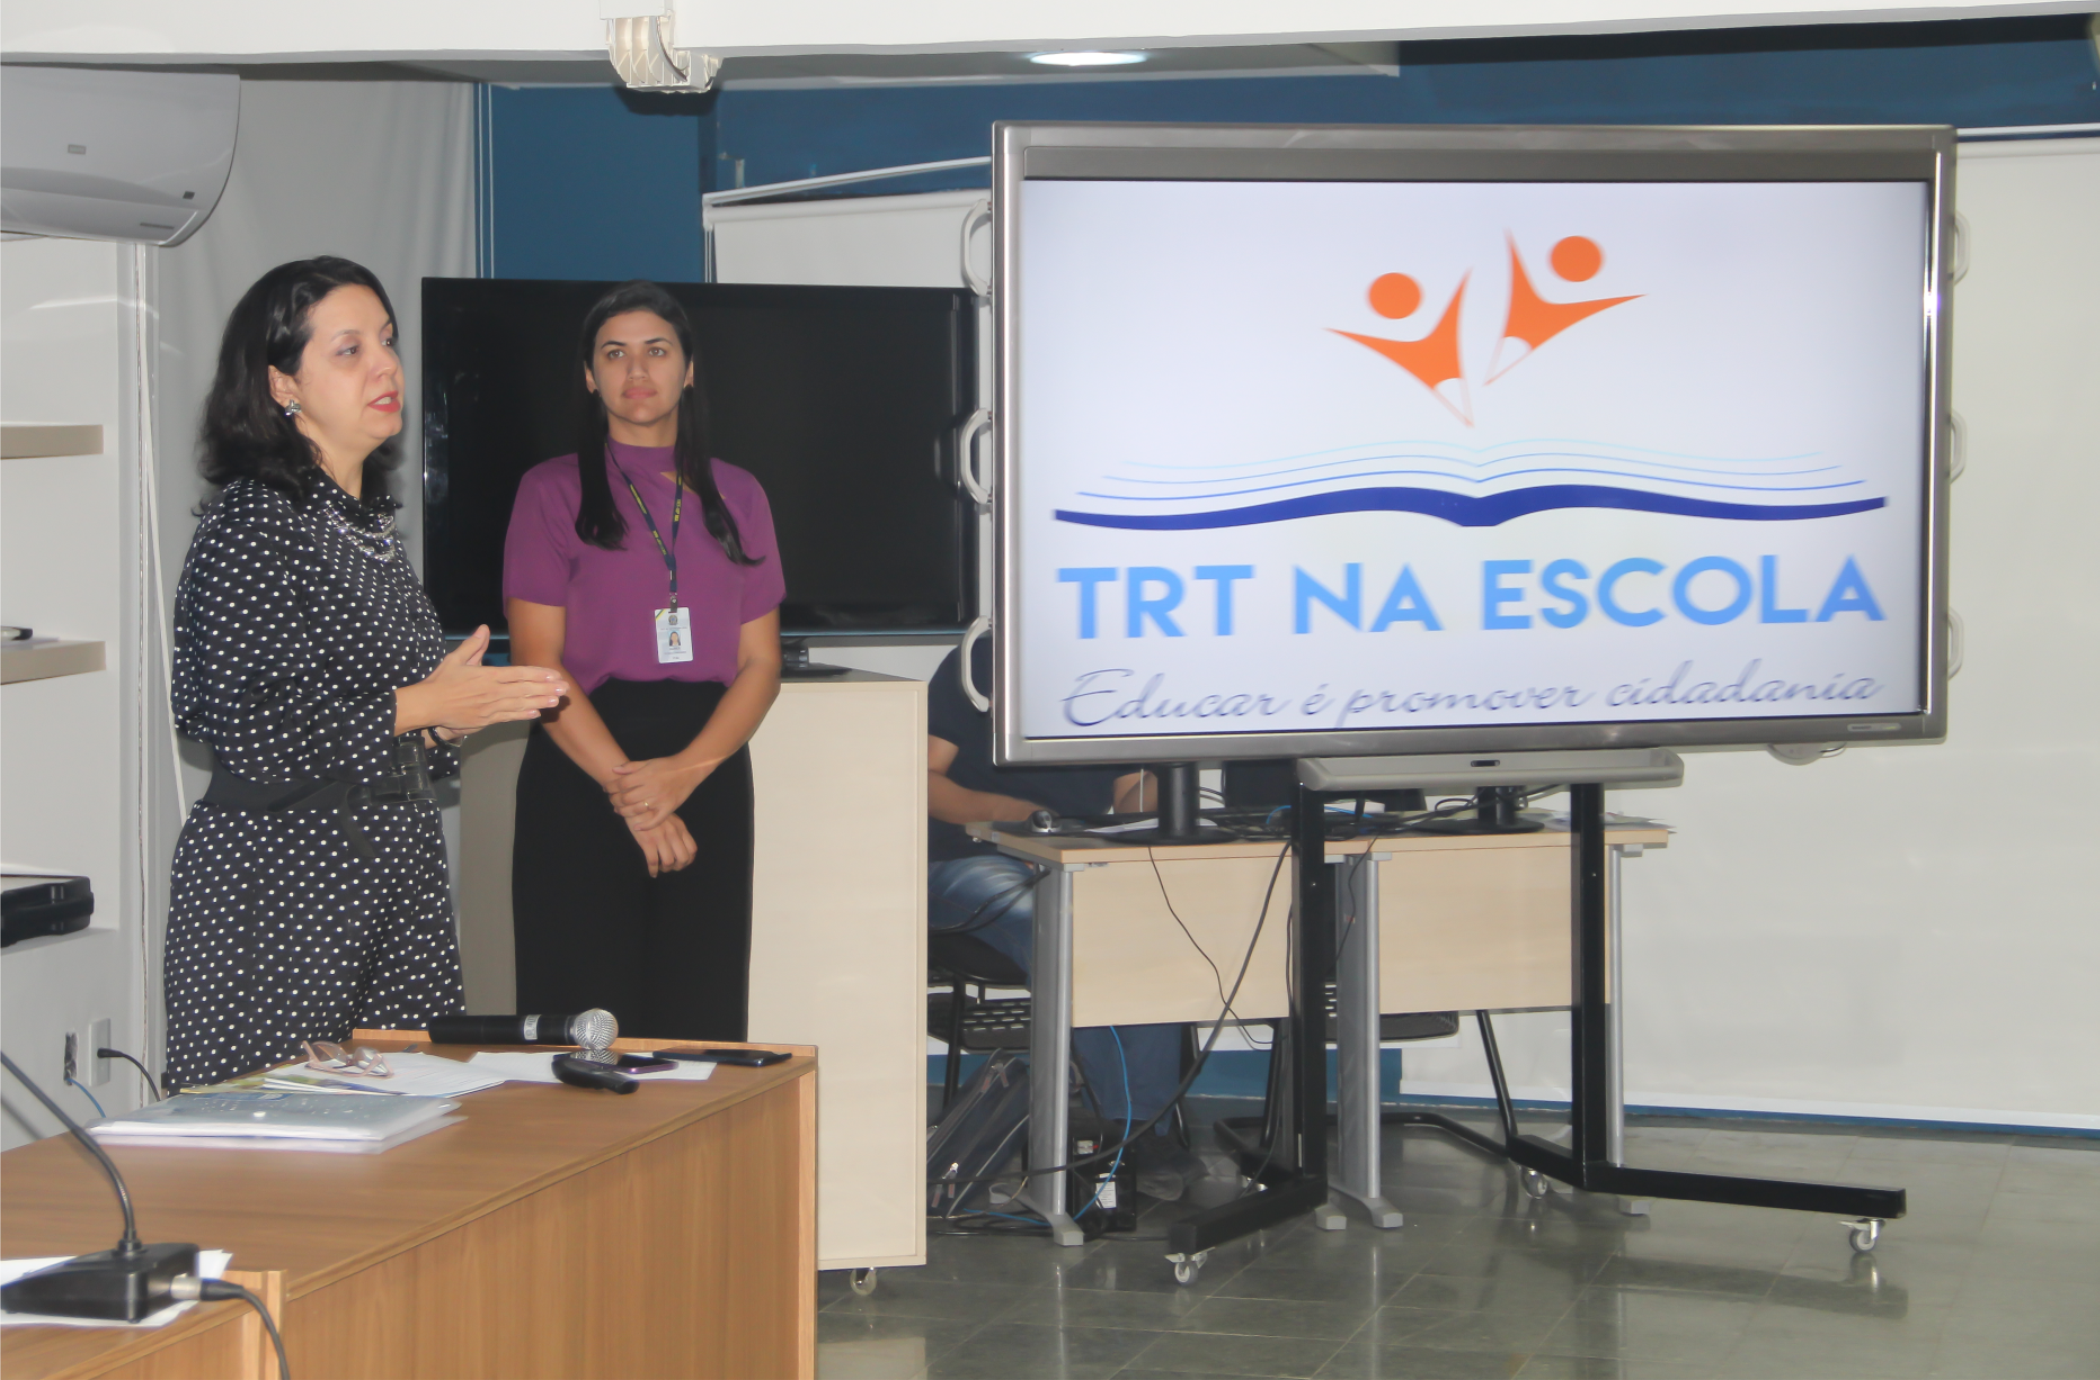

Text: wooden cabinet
xmin=455 ymin=672 xmax=927 ymax=1272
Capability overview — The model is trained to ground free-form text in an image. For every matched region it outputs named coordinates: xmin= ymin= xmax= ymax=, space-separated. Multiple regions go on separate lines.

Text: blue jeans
xmin=929 ymin=853 xmax=1181 ymax=1128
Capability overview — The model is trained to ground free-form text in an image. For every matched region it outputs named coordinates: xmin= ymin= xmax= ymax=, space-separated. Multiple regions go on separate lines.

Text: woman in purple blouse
xmin=503 ymin=281 xmax=784 ymax=1039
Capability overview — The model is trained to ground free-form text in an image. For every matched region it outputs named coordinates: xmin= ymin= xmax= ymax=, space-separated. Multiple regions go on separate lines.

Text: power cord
xmin=97 ymin=1046 xmax=161 ymax=1102
xmin=1145 ymin=847 xmax=1232 ymax=1015
xmin=172 ymin=1278 xmax=289 ymax=1380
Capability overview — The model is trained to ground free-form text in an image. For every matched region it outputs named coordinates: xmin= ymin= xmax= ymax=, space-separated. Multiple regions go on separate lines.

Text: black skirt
xmin=511 ymin=678 xmax=752 ymax=1041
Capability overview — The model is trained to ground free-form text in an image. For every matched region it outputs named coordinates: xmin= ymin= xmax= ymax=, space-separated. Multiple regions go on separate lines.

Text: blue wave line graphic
xmin=1053 ymin=485 xmax=1888 ymax=530
xmin=1079 ymin=466 xmax=1860 ymax=501
xmin=1120 ymin=438 xmax=1822 ymax=472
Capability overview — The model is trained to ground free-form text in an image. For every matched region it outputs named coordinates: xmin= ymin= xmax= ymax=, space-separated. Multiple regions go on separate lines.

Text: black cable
xmin=0 ymin=1050 xmax=139 ymax=1253
xmin=929 ymin=842 xmax=1291 ymax=1187
xmin=1145 ymin=846 xmax=1231 ymax=1013
xmin=97 ymin=1047 xmax=161 ymax=1102
xmin=199 ymin=1280 xmax=289 ymax=1380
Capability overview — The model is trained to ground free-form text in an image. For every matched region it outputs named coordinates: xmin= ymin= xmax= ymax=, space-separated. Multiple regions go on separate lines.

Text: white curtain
xmin=142 ymin=77 xmax=475 ymax=1067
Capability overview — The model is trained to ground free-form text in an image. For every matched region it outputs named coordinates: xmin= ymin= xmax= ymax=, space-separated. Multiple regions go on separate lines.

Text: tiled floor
xmin=817 ymin=1103 xmax=2100 ymax=1379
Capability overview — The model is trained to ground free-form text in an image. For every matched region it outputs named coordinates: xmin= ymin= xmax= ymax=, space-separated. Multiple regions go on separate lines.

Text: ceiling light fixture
xmin=1027 ymin=51 xmax=1149 ymax=67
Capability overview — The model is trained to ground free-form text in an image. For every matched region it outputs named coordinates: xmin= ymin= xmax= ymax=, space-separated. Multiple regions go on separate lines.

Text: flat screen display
xmin=995 ymin=125 xmax=1950 ymax=764
xmin=422 ymin=279 xmax=978 ymax=638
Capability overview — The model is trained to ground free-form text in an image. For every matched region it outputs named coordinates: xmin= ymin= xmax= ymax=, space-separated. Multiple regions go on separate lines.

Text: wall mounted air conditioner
xmin=2 ymin=67 xmax=238 ymax=247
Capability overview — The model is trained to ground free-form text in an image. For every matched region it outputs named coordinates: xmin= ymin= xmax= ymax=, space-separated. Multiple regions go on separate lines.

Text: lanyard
xmin=613 ymin=461 xmax=683 ymax=610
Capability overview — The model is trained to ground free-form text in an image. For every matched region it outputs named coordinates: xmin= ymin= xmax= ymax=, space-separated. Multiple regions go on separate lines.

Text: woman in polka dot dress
xmin=164 ymin=258 xmax=568 ymax=1089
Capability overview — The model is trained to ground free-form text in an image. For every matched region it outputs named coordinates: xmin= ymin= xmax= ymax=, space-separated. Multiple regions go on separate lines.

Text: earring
xmin=282 ymin=400 xmax=301 ymax=417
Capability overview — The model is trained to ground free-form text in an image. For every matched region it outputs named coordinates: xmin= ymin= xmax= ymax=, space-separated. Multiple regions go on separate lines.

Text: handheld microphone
xmin=0 ymin=1050 xmax=199 ymax=1322
xmin=427 ymin=1010 xmax=617 ymax=1048
xmin=553 ymin=1054 xmax=637 ymax=1093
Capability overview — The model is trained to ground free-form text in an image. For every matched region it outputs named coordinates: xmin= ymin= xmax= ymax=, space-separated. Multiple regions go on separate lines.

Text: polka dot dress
xmin=164 ymin=475 xmax=464 ymax=1090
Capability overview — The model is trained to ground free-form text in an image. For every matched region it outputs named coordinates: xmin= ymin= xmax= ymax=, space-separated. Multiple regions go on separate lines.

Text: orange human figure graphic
xmin=1332 ymin=271 xmax=1472 ymax=425
xmin=1487 ymin=235 xmax=1640 ymax=382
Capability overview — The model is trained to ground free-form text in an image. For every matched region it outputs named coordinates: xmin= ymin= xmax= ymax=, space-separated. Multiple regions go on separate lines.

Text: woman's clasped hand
xmin=393 ymin=624 xmax=568 ymax=738
xmin=627 ymin=812 xmax=698 ymax=878
xmin=606 ymin=752 xmax=716 ymax=831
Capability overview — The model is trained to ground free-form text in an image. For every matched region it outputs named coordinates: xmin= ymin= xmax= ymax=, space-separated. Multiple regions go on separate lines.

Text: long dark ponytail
xmin=573 ymin=280 xmax=758 ymax=565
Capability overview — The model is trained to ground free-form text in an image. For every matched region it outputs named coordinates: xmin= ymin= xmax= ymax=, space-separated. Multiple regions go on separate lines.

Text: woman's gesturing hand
xmin=629 ymin=813 xmax=697 ymax=877
xmin=395 ymin=625 xmax=569 ymax=736
xmin=608 ymin=754 xmax=714 ymax=831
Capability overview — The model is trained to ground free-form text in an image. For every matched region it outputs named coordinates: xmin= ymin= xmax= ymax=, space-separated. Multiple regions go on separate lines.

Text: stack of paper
xmin=90 ymin=1092 xmax=461 ymax=1154
xmin=224 ymin=1052 xmax=508 ymax=1099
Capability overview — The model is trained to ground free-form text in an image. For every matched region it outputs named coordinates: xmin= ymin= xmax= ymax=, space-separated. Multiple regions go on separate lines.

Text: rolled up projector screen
xmin=993 ymin=123 xmax=1952 ymax=766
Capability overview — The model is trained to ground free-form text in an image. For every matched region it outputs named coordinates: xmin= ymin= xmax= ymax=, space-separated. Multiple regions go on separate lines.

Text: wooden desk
xmin=972 ymin=821 xmax=1669 ymax=1242
xmin=1 ymin=1038 xmax=816 ymax=1380
xmin=977 ymin=824 xmax=1670 ymax=1027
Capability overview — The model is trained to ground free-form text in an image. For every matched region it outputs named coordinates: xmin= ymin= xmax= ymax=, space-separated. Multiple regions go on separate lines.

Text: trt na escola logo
xmin=1053 ymin=232 xmax=1888 ymax=534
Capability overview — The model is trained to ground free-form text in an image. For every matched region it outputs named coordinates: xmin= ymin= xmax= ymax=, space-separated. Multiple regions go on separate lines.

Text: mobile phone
xmin=616 ymin=1055 xmax=678 ymax=1073
xmin=655 ymin=1048 xmax=791 ymax=1067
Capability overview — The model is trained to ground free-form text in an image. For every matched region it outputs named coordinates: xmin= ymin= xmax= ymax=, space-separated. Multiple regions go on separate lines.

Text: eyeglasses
xmin=302 ymin=1041 xmax=393 ymax=1078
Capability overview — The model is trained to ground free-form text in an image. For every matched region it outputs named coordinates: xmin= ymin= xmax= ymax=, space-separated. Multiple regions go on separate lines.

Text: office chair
xmin=927 ymin=930 xmax=1031 ymax=1114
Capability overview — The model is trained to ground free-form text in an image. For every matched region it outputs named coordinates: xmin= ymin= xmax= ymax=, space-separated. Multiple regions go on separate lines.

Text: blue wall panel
xmin=712 ymin=17 xmax=2100 ymax=190
xmin=484 ymin=86 xmax=709 ymax=281
xmin=486 ymin=17 xmax=2099 ymax=286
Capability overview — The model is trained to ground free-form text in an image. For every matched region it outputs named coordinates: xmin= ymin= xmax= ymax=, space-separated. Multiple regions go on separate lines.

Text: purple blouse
xmin=503 ymin=443 xmax=783 ymax=693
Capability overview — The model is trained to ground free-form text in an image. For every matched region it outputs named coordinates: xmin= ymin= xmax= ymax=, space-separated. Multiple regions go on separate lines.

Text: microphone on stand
xmin=426 ymin=1010 xmax=617 ymax=1048
xmin=0 ymin=1051 xmax=198 ymax=1321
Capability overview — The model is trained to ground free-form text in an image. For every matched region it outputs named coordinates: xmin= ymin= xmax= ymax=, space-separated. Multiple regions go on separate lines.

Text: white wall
xmin=1 ymin=236 xmax=150 ymax=1145
xmin=3 ymin=0 xmax=2086 ymax=62
xmin=1399 ymin=137 xmax=2100 ymax=1130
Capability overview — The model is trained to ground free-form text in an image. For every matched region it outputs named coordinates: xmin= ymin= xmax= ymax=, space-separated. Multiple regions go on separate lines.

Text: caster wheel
xmin=1520 ymin=1168 xmax=1551 ymax=1200
xmin=1845 ymin=1219 xmax=1882 ymax=1253
xmin=1167 ymin=1250 xmax=1210 ymax=1286
xmin=849 ymin=1268 xmax=878 ymax=1297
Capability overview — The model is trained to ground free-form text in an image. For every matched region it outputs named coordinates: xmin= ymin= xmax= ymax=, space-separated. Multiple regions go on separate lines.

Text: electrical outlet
xmin=62 ymin=1032 xmax=78 ymax=1083
xmin=88 ymin=1018 xmax=112 ymax=1087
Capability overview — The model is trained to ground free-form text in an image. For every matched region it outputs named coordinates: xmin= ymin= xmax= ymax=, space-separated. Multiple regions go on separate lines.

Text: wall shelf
xmin=0 ymin=640 xmax=106 ymax=684
xmin=1 ymin=425 xmax=104 ymax=460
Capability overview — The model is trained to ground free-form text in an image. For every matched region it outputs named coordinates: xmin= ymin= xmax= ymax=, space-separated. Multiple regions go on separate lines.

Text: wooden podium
xmin=0 ymin=1037 xmax=815 ymax=1380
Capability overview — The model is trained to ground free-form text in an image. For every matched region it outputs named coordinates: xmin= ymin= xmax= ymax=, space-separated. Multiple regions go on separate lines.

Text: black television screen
xmin=421 ymin=278 xmax=979 ymax=638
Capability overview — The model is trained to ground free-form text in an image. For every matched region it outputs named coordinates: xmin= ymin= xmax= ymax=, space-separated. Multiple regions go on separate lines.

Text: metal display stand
xmin=1283 ymin=778 xmax=1905 ymax=1272
xmin=1026 ymin=768 xmax=1906 ymax=1280
xmin=1424 ymin=782 xmax=1907 ymax=1230
xmin=1158 ymin=793 xmax=1340 ymax=1280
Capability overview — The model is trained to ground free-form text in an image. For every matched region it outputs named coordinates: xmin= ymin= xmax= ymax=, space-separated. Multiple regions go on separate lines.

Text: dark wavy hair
xmin=199 ymin=256 xmax=400 ymax=503
xmin=573 ymin=280 xmax=757 ymax=565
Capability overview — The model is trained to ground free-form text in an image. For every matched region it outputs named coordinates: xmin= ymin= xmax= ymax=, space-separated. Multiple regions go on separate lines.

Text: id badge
xmin=653 ymin=607 xmax=693 ymax=664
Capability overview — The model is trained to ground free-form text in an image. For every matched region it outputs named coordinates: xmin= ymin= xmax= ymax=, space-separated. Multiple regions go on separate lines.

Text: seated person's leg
xmin=927 ymin=853 xmax=1038 ymax=975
